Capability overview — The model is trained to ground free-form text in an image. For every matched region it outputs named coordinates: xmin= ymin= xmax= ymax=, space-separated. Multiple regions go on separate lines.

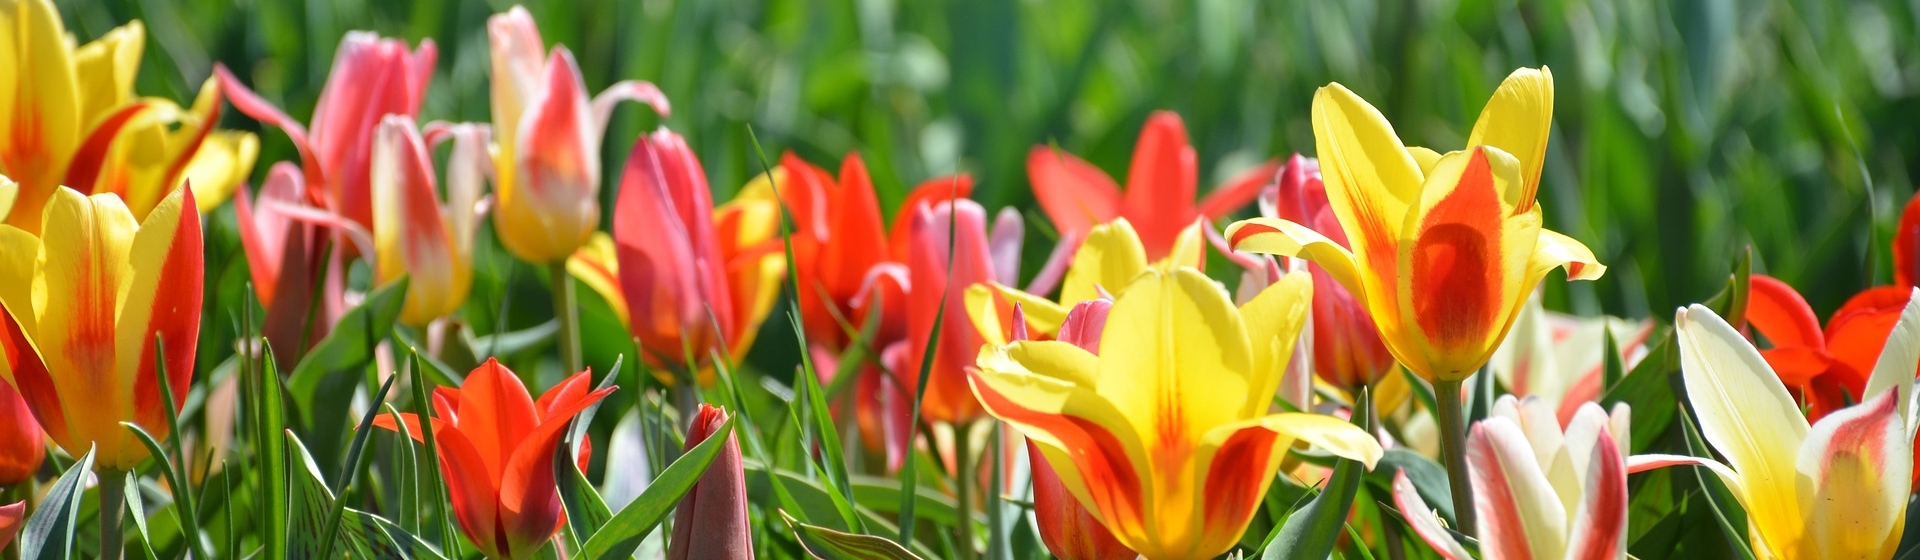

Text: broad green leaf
xmin=286 ymin=278 xmax=409 ymax=471
xmin=782 ymin=510 xmax=926 ymax=560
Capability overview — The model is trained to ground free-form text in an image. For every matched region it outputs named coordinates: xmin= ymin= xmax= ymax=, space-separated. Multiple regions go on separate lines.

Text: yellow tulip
xmin=0 ymin=0 xmax=255 ymax=232
xmin=0 ymin=185 xmax=202 ymax=470
xmin=1225 ymin=67 xmax=1604 ymax=382
xmin=970 ymin=267 xmax=1382 ymax=559
xmin=965 ymin=217 xmax=1203 ymax=345
xmin=1629 ymin=300 xmax=1917 ymax=560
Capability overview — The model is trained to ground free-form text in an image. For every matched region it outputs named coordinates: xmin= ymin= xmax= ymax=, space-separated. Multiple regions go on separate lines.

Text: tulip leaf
xmin=124 ymin=472 xmax=158 ymax=559
xmin=580 ymin=414 xmax=736 ymax=559
xmin=463 ymin=318 xmax=559 ymax=359
xmin=283 ymin=430 xmax=447 ymax=560
xmin=286 ymin=277 xmax=409 ymax=470
xmin=781 ymin=510 xmax=927 ymax=560
xmin=1263 ymin=392 xmax=1372 ymax=560
xmin=19 ymin=446 xmax=94 ymax=560
xmin=745 ymin=465 xmax=943 ymax=560
xmin=1364 ymin=449 xmax=1454 ymax=524
xmin=557 ymin=455 xmax=615 ymax=546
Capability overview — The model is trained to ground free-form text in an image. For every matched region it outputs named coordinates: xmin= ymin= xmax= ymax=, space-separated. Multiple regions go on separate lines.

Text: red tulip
xmin=895 ymin=199 xmax=1014 ymax=424
xmin=1030 ymin=111 xmax=1278 ymax=261
xmin=1747 ymin=275 xmax=1911 ymax=419
xmin=1258 ymin=154 xmax=1395 ymax=390
xmin=232 ymin=162 xmax=345 ymax=366
xmin=667 ymin=404 xmax=752 ymax=560
xmin=374 ymin=359 xmax=613 ymax=560
xmin=0 ymin=379 xmax=43 ymax=486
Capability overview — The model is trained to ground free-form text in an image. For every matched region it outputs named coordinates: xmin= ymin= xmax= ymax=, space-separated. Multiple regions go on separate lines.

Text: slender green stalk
xmin=953 ymin=422 xmax=976 ymax=560
xmin=1432 ymin=378 xmax=1477 ymax=535
xmin=551 ymin=261 xmax=583 ymax=374
xmin=97 ymin=468 xmax=128 ymax=560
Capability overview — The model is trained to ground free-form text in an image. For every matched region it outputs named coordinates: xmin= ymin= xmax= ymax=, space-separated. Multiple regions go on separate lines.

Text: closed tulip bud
xmin=0 ymin=186 xmax=201 ymax=470
xmin=667 ymin=404 xmax=751 ymax=560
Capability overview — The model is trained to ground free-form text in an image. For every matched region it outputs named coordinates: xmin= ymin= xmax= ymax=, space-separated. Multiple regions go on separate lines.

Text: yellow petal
xmin=1224 ymin=411 xmax=1383 ymax=468
xmin=1222 ymin=217 xmax=1365 ymax=299
xmin=1158 ymin=219 xmax=1206 ymax=271
xmin=1095 ymin=268 xmax=1252 ymax=471
xmin=566 ymin=232 xmax=628 ymax=326
xmin=71 ymin=21 xmax=144 ymax=126
xmin=1061 ymin=218 xmax=1151 ymax=307
xmin=964 ymin=282 xmax=1066 ymax=346
xmin=1236 ymin=269 xmax=1312 ymax=419
xmin=1466 ymin=67 xmax=1554 ymax=210
xmin=1528 ymin=228 xmax=1606 ymax=283
xmin=36 ymin=188 xmax=141 ymax=463
xmin=181 ymin=131 xmax=259 ymax=213
xmin=1408 ymin=146 xmax=1443 ymax=174
xmin=1672 ymin=304 xmax=1809 ymax=545
xmin=1312 ymin=82 xmax=1422 ymax=260
xmin=1 ymin=0 xmax=83 ymax=203
xmin=0 ymin=177 xmax=15 ymax=222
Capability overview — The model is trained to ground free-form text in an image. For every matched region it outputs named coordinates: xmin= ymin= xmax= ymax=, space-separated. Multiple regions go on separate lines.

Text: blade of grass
xmin=150 ymin=335 xmax=211 ymax=559
xmin=317 ymin=374 xmax=397 ymax=559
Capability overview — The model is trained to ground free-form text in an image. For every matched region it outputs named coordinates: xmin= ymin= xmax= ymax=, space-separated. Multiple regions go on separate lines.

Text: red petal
xmin=1896 ymin=193 xmax=1920 ymax=287
xmin=132 ymin=189 xmax=202 ymax=432
xmin=497 ymin=384 xmax=614 ymax=557
xmin=1200 ymin=427 xmax=1284 ymax=536
xmin=1030 ymin=441 xmax=1136 ymax=560
xmin=1027 ymin=145 xmax=1121 ymax=242
xmin=0 ymin=307 xmax=66 ymax=446
xmin=0 ymin=374 xmax=44 ymax=486
xmin=886 ymin=175 xmax=974 ymax=263
xmin=1747 ymin=275 xmax=1826 ymax=351
xmin=1196 ymin=159 xmax=1281 ymax=220
xmin=900 ymin=201 xmax=996 ymax=423
xmin=1411 ymin=149 xmax=1505 ymax=355
xmin=1825 ymin=286 xmax=1914 ymax=395
xmin=1119 ymin=112 xmax=1200 ymax=261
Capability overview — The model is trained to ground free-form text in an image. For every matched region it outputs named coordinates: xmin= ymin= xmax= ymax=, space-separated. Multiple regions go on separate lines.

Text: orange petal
xmin=1897 ymin=193 xmax=1920 ymax=287
xmin=1747 ymin=275 xmax=1826 ymax=351
xmin=457 ymin=358 xmax=541 ymax=480
xmin=1119 ymin=112 xmax=1200 ymax=261
xmin=1825 ymin=286 xmax=1912 ymax=395
xmin=1028 ymin=145 xmax=1121 ymax=241
xmin=1195 ymin=159 xmax=1281 ymax=220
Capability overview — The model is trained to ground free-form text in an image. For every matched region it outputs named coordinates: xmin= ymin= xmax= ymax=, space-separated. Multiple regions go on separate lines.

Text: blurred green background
xmin=64 ymin=0 xmax=1920 ymax=329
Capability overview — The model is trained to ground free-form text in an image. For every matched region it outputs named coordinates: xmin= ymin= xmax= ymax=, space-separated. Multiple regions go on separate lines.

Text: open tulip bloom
xmin=970 ymin=266 xmax=1383 ymax=559
xmin=1627 ymin=300 xmax=1918 ymax=559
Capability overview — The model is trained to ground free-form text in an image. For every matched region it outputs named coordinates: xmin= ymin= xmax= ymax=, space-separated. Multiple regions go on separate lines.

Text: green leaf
xmin=744 ymin=465 xmax=942 ymax=559
xmin=124 ymin=472 xmax=158 ymax=560
xmin=318 ymin=374 xmax=398 ymax=558
xmin=20 ymin=446 xmax=95 ymax=560
xmin=1364 ymin=449 xmax=1454 ymax=524
xmin=1264 ymin=391 xmax=1371 ymax=560
xmin=782 ymin=510 xmax=926 ymax=560
xmin=580 ymin=414 xmax=736 ymax=558
xmin=286 ymin=278 xmax=409 ymax=471
xmin=1602 ymin=326 xmax=1626 ymax=393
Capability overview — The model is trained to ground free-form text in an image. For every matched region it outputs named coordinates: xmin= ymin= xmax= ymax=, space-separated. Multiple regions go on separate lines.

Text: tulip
xmin=218 ymin=31 xmax=435 ymax=232
xmin=0 ymin=379 xmax=43 ymax=486
xmin=1257 ymin=154 xmax=1396 ymax=391
xmin=375 ymin=358 xmax=614 ymax=560
xmin=1023 ymin=298 xmax=1135 ymax=560
xmin=233 ymin=163 xmax=345 ymax=366
xmin=970 ymin=267 xmax=1383 ymax=559
xmin=608 ymin=129 xmax=784 ymax=384
xmin=369 ymin=116 xmax=487 ymax=326
xmin=900 ymin=199 xmax=1024 ymax=424
xmin=0 ymin=186 xmax=200 ymax=471
xmin=1030 ymin=111 xmax=1278 ymax=261
xmin=1394 ymin=395 xmax=1631 ymax=560
xmin=1487 ymin=292 xmax=1653 ymax=423
xmin=1745 ymin=275 xmax=1912 ymax=419
xmin=1629 ymin=301 xmax=1918 ymax=560
xmin=487 ymin=6 xmax=671 ymax=264
xmin=967 ymin=216 xmax=1204 ymax=346
xmin=0 ymin=500 xmax=20 ymax=551
xmin=1226 ymin=67 xmax=1605 ymax=384
xmin=666 ymin=404 xmax=752 ymax=559
xmin=2 ymin=0 xmax=255 ymax=233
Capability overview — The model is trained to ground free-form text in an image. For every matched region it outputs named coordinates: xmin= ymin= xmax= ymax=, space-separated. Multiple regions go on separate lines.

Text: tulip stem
xmin=98 ymin=469 xmax=128 ymax=560
xmin=953 ymin=423 xmax=976 ymax=560
xmin=1432 ymin=379 xmax=1477 ymax=535
xmin=551 ymin=261 xmax=583 ymax=374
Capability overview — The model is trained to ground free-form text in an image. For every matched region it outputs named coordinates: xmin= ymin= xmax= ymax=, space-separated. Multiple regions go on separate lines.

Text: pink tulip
xmin=667 ymin=404 xmax=752 ymax=559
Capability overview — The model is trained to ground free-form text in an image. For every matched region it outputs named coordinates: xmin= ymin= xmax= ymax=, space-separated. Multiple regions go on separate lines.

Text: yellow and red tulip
xmin=375 ymin=358 xmax=614 ymax=560
xmin=666 ymin=404 xmax=752 ymax=560
xmin=966 ymin=217 xmax=1204 ymax=346
xmin=218 ymin=31 xmax=435 ymax=232
xmin=1226 ymin=67 xmax=1606 ymax=382
xmin=1022 ymin=297 xmax=1136 ymax=560
xmin=970 ymin=267 xmax=1382 ymax=559
xmin=2 ymin=0 xmax=255 ymax=233
xmin=1030 ymin=111 xmax=1277 ymax=261
xmin=0 ymin=186 xmax=201 ymax=470
xmin=369 ymin=116 xmax=487 ymax=326
xmin=1394 ymin=395 xmax=1631 ymax=560
xmin=0 ymin=378 xmax=42 ymax=486
xmin=487 ymin=6 xmax=670 ymax=264
xmin=608 ymin=129 xmax=783 ymax=384
xmin=1629 ymin=301 xmax=1918 ymax=560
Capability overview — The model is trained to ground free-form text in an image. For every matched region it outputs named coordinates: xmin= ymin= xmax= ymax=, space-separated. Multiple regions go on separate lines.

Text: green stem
xmin=550 ymin=261 xmax=582 ymax=374
xmin=1432 ymin=379 xmax=1477 ymax=535
xmin=97 ymin=469 xmax=128 ymax=560
xmin=953 ymin=423 xmax=976 ymax=560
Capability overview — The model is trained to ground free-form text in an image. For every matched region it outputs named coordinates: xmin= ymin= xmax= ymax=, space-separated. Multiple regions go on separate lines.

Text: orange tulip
xmin=375 ymin=358 xmax=613 ymax=560
xmin=666 ymin=404 xmax=752 ymax=559
xmin=218 ymin=31 xmax=435 ymax=232
xmin=2 ymin=0 xmax=254 ymax=233
xmin=0 ymin=186 xmax=201 ymax=470
xmin=1030 ymin=111 xmax=1278 ymax=261
xmin=0 ymin=379 xmax=43 ymax=486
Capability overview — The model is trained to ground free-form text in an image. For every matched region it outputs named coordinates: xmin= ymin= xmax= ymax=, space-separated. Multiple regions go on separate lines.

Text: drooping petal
xmin=1747 ymin=275 xmax=1826 ymax=351
xmin=1465 ymin=67 xmax=1554 ymax=212
xmin=1028 ymin=146 xmax=1121 ymax=241
xmin=1391 ymin=470 xmax=1472 ymax=560
xmin=0 ymin=500 xmax=23 ymax=552
xmin=1671 ymin=304 xmax=1809 ymax=543
xmin=1224 ymin=217 xmax=1366 ymax=302
xmin=1195 ymin=159 xmax=1281 ymax=220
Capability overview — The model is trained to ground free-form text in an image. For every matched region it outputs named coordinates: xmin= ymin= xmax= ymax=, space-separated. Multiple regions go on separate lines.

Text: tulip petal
xmin=885 ymin=175 xmax=973 ymax=262
xmin=1060 ymin=218 xmax=1152 ymax=309
xmin=1028 ymin=441 xmax=1136 ymax=560
xmin=457 ymin=359 xmax=541 ymax=481
xmin=503 ymin=46 xmax=600 ymax=263
xmin=966 ymin=283 xmax=1066 ymax=347
xmin=499 ymin=383 xmax=614 ymax=556
xmin=433 ymin=424 xmax=506 ymax=559
xmin=1311 ymin=83 xmax=1422 ymax=282
xmin=371 ymin=116 xmax=460 ymax=326
xmin=1794 ymin=388 xmax=1910 ymax=560
xmin=1862 ymin=286 xmax=1920 ymax=431
xmin=568 ymin=233 xmax=630 ymax=326
xmin=1469 ymin=417 xmax=1569 ymax=560
xmin=1236 ymin=270 xmax=1312 ymax=419
xmin=1672 ymin=304 xmax=1809 ymax=541
xmin=1403 ymin=147 xmax=1537 ymax=377
xmin=1120 ymin=112 xmax=1200 ymax=260
xmin=116 ymin=188 xmax=201 ymax=468
xmin=1528 ymin=228 xmax=1606 ymax=283
xmin=592 ymin=80 xmax=672 ymax=136
xmin=1 ymin=0 xmax=83 ymax=196
xmin=1391 ymin=470 xmax=1472 ymax=560
xmin=1563 ymin=429 xmax=1628 ymax=560
xmin=1898 ymin=193 xmax=1920 ymax=288
xmin=1746 ymin=275 xmax=1826 ymax=351
xmin=1224 ymin=217 xmax=1366 ymax=302
xmin=214 ymin=65 xmax=323 ymax=189
xmin=1196 ymin=159 xmax=1281 ymax=220
xmin=1465 ymin=67 xmax=1554 ymax=211
xmin=1096 ymin=269 xmax=1253 ymax=469
xmin=1028 ymin=146 xmax=1121 ymax=240
xmin=0 ymin=500 xmax=22 ymax=552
